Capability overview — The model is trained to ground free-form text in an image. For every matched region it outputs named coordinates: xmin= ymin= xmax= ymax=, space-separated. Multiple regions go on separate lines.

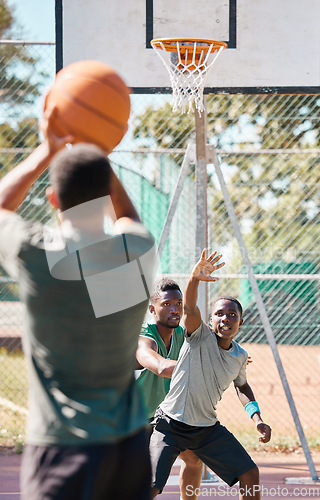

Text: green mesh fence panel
xmin=239 ymin=262 xmax=319 ymax=345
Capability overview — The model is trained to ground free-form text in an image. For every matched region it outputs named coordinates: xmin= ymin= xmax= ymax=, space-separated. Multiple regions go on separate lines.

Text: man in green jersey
xmin=136 ymin=278 xmax=203 ymax=500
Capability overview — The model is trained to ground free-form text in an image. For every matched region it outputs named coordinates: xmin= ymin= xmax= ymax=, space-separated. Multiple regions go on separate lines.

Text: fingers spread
xmin=201 ymin=248 xmax=207 ymax=259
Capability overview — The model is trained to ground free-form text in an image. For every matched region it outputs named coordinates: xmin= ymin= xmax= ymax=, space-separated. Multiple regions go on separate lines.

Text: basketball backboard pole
xmin=195 ymin=97 xmax=219 ymax=485
xmin=157 ymin=144 xmax=194 ymax=258
xmin=195 ymin=98 xmax=208 ymax=321
xmin=157 ymin=98 xmax=210 ymax=321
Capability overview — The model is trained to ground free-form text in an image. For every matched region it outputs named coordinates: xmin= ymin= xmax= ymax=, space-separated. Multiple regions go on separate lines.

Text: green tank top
xmin=137 ymin=323 xmax=185 ymax=418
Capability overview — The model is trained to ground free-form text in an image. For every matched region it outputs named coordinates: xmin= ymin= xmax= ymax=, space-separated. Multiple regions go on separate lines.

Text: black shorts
xmin=150 ymin=408 xmax=256 ymax=492
xmin=20 ymin=428 xmax=151 ymax=500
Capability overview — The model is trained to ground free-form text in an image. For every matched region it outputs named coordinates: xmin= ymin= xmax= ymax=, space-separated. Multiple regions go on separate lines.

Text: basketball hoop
xmin=151 ymin=38 xmax=227 ymax=114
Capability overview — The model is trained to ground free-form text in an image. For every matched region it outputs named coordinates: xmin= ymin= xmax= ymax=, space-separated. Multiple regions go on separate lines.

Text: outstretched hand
xmin=191 ymin=249 xmax=225 ymax=282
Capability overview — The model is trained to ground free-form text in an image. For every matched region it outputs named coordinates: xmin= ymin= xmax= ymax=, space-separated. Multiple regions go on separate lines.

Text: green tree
xmin=0 ymin=0 xmax=43 ymax=190
xmin=0 ymin=0 xmax=40 ymax=105
xmin=133 ymin=94 xmax=320 ymax=151
xmin=133 ymin=94 xmax=320 ymax=256
xmin=133 ymin=101 xmax=195 ymax=149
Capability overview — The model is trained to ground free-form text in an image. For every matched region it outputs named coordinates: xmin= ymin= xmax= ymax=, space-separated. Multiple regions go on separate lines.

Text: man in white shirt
xmin=150 ymin=249 xmax=271 ymax=499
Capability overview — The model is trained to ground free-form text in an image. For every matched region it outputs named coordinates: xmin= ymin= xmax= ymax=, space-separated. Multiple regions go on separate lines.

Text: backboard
xmin=56 ymin=0 xmax=320 ymax=94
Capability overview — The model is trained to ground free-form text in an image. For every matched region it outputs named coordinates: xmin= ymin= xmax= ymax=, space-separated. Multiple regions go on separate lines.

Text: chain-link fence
xmin=0 ymin=41 xmax=319 ymax=451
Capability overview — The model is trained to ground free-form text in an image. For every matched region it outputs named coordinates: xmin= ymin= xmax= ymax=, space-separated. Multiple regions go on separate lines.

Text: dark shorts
xmin=150 ymin=408 xmax=256 ymax=492
xmin=20 ymin=428 xmax=151 ymax=500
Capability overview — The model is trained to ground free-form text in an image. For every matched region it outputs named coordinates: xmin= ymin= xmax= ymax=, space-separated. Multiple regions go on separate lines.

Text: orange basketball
xmin=43 ymin=60 xmax=131 ymax=154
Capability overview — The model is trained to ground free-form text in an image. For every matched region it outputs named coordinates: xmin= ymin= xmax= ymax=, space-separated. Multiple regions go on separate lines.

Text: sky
xmin=7 ymin=0 xmax=55 ymax=42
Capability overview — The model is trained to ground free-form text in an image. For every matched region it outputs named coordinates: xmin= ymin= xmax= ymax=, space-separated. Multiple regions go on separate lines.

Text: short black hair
xmin=49 ymin=143 xmax=112 ymax=211
xmin=211 ymin=296 xmax=243 ymax=317
xmin=150 ymin=278 xmax=182 ymax=304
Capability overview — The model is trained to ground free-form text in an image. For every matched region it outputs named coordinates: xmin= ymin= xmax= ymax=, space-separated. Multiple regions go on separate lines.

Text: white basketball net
xmin=151 ymin=40 xmax=226 ymax=114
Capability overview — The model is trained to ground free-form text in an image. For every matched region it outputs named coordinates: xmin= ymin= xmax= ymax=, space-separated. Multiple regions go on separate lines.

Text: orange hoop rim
xmin=150 ymin=38 xmax=228 ymax=54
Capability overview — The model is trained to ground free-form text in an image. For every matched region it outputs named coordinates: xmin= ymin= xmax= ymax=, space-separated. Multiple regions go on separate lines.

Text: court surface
xmin=1 ymin=450 xmax=319 ymax=499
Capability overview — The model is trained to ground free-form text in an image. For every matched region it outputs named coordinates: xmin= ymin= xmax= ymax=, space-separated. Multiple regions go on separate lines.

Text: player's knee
xmin=191 ymin=456 xmax=203 ymax=471
xmin=240 ymin=465 xmax=260 ymax=485
xmin=180 ymin=451 xmax=202 ymax=469
xmin=151 ymin=487 xmax=161 ymax=498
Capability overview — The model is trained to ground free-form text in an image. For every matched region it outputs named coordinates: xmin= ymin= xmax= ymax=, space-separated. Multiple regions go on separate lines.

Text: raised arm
xmin=136 ymin=336 xmax=177 ymax=378
xmin=235 ymin=381 xmax=272 ymax=443
xmin=0 ymin=108 xmax=73 ymax=213
xmin=183 ymin=249 xmax=225 ymax=335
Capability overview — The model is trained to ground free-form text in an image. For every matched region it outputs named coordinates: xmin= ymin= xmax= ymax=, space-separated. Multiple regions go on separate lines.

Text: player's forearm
xmin=183 ymin=275 xmax=200 ymax=315
xmin=236 ymin=383 xmax=263 ymax=420
xmin=0 ymin=142 xmax=53 ymax=211
xmin=182 ymin=275 xmax=202 ymax=333
xmin=235 ymin=382 xmax=256 ymax=407
xmin=144 ymin=358 xmax=177 ymax=378
xmin=157 ymin=358 xmax=177 ymax=378
xmin=136 ymin=349 xmax=177 ymax=378
xmin=236 ymin=384 xmax=272 ymax=442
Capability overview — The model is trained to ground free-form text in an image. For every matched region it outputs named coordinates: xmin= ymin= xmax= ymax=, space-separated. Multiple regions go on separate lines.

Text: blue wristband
xmin=245 ymin=401 xmax=260 ymax=419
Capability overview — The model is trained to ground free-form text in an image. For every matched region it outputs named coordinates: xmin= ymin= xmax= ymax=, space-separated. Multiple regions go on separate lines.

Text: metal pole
xmin=195 ymin=99 xmax=208 ymax=321
xmin=158 ymin=144 xmax=194 ymax=258
xmin=210 ymin=145 xmax=319 ymax=482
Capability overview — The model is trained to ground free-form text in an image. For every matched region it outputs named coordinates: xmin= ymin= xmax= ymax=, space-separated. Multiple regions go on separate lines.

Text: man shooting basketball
xmin=0 ymin=107 xmax=156 ymax=500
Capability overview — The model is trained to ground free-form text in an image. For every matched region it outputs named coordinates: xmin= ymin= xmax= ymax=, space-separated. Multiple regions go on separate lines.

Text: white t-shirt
xmin=160 ymin=321 xmax=248 ymax=426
